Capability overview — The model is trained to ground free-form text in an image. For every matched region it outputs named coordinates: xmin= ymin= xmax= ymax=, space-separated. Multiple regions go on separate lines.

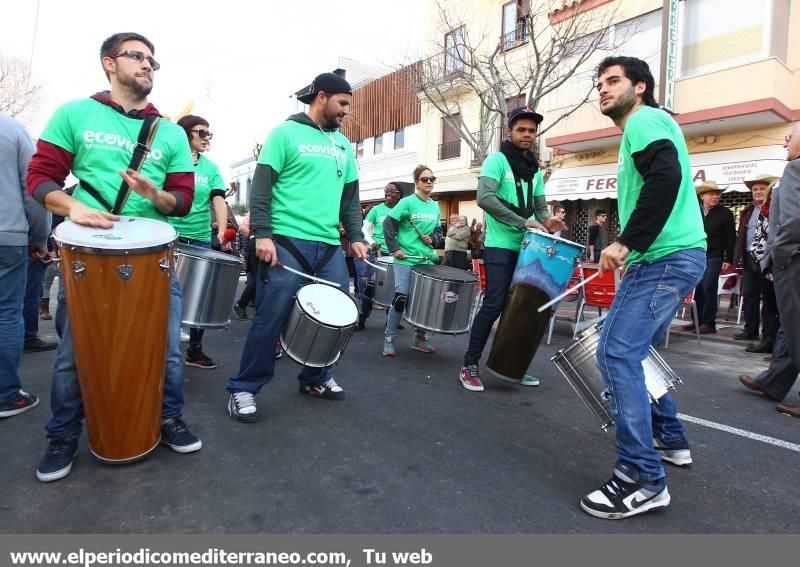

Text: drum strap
xmin=78 ymin=115 xmax=161 ymax=215
xmin=272 ymin=234 xmax=339 ymax=278
xmin=497 ymin=176 xmax=534 ymax=220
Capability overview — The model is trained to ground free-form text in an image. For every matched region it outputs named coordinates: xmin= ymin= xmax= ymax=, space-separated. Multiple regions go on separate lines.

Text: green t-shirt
xmin=168 ymin=154 xmax=225 ymax=241
xmin=479 ymin=152 xmax=545 ymax=251
xmin=366 ymin=203 xmax=391 ymax=253
xmin=617 ymin=106 xmax=706 ymax=264
xmin=387 ymin=193 xmax=440 ymax=266
xmin=258 ymin=120 xmax=358 ymax=246
xmin=40 ymin=98 xmax=194 ymax=221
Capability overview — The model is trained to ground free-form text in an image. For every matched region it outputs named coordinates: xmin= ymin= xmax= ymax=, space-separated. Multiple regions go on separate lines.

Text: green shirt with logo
xmin=366 ymin=203 xmax=391 ymax=253
xmin=168 ymin=154 xmax=225 ymax=241
xmin=480 ymin=152 xmax=545 ymax=251
xmin=387 ymin=194 xmax=439 ymax=266
xmin=258 ymin=121 xmax=358 ymax=246
xmin=40 ymin=98 xmax=194 ymax=221
xmin=617 ymin=106 xmax=706 ymax=265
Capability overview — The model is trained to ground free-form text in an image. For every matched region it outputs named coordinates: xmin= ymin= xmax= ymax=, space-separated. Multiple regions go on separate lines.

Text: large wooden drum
xmin=54 ymin=217 xmax=177 ymax=463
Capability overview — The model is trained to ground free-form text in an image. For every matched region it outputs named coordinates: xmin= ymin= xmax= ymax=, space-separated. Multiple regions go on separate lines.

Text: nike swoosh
xmin=631 ymin=495 xmax=652 ymax=508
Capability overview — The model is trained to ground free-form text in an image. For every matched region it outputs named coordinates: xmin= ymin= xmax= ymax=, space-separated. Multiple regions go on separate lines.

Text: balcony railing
xmin=417 ymin=49 xmax=472 ymax=87
xmin=502 ymin=22 xmax=529 ymax=51
xmin=438 ymin=140 xmax=462 ymax=161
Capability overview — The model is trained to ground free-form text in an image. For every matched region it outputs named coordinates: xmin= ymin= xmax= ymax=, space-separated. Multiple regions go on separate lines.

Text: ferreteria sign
xmin=659 ymin=0 xmax=680 ymax=113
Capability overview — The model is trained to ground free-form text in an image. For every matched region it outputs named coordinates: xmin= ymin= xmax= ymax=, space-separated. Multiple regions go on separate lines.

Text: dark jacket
xmin=735 ymin=201 xmax=771 ymax=265
xmin=701 ymin=204 xmax=736 ymax=262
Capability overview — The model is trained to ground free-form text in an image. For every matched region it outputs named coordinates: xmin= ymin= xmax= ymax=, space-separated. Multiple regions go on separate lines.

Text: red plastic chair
xmin=573 ymin=263 xmax=622 ymax=338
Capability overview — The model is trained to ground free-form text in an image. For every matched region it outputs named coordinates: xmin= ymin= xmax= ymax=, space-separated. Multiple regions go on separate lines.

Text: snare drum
xmin=487 ymin=230 xmax=584 ymax=383
xmin=176 ymin=244 xmax=241 ymax=328
xmin=373 ymin=256 xmax=395 ymax=307
xmin=281 ymin=283 xmax=359 ymax=367
xmin=551 ymin=323 xmax=683 ymax=430
xmin=54 ymin=217 xmax=177 ymax=463
xmin=404 ymin=264 xmax=478 ymax=335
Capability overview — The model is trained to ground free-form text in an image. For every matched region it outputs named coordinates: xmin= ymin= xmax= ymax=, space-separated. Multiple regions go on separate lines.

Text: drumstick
xmin=277 ymin=262 xmax=341 ymax=288
xmin=405 ymin=254 xmax=430 ymax=260
xmin=408 ymin=219 xmax=426 ymax=238
xmin=364 ymin=258 xmax=388 ymax=272
xmin=537 ymin=272 xmax=601 ymax=313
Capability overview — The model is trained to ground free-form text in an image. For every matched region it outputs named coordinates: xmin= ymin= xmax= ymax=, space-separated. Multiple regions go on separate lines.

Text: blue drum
xmin=486 ymin=230 xmax=584 ymax=383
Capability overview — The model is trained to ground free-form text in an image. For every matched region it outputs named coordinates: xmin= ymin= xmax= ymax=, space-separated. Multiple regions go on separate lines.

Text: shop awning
xmin=546 ymin=145 xmax=789 ymax=201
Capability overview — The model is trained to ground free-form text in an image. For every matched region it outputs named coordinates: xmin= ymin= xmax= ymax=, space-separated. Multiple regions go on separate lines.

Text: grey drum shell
xmin=404 ymin=265 xmax=478 ymax=335
xmin=373 ymin=257 xmax=395 ymax=307
xmin=176 ymin=244 xmax=242 ymax=328
xmin=281 ymin=288 xmax=359 ymax=368
xmin=550 ymin=323 xmax=683 ymax=431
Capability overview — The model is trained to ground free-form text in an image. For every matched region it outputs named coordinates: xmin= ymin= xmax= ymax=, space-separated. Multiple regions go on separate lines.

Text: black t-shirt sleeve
xmin=618 ymin=139 xmax=682 ymax=253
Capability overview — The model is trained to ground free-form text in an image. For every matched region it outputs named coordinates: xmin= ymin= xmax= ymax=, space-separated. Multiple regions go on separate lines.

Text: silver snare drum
xmin=404 ymin=264 xmax=478 ymax=335
xmin=551 ymin=323 xmax=682 ymax=430
xmin=176 ymin=244 xmax=242 ymax=328
xmin=373 ymin=256 xmax=395 ymax=307
xmin=281 ymin=283 xmax=359 ymax=368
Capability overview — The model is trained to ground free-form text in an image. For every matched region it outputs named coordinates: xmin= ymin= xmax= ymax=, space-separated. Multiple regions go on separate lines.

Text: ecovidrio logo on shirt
xmin=82 ymin=130 xmax=164 ymax=160
xmin=297 ymin=143 xmax=346 ymax=160
xmin=411 ymin=212 xmax=438 ymax=222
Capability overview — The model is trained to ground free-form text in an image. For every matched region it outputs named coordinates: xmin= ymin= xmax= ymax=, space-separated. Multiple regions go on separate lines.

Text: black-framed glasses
xmin=419 ymin=176 xmax=436 ymax=183
xmin=191 ymin=129 xmax=213 ymax=140
xmin=111 ymin=50 xmax=160 ymax=71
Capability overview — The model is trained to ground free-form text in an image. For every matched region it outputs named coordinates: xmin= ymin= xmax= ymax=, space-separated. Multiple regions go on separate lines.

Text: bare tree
xmin=411 ymin=0 xmax=630 ymax=165
xmin=0 ymin=53 xmax=40 ymax=120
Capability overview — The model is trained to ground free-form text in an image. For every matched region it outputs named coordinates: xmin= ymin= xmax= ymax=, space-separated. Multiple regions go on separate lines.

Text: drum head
xmin=525 ymin=228 xmax=583 ymax=250
xmin=177 ymin=244 xmax=242 ymax=266
xmin=54 ymin=217 xmax=177 ymax=251
xmin=412 ymin=264 xmax=478 ymax=283
xmin=296 ymin=283 xmax=358 ymax=326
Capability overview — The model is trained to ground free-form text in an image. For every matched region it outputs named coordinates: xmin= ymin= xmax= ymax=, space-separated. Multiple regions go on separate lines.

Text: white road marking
xmin=678 ymin=413 xmax=800 ymax=453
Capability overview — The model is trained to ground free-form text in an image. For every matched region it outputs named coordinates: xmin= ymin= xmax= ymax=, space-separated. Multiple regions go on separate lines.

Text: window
xmin=445 ymin=27 xmax=465 ymax=74
xmin=439 ymin=115 xmax=462 ymax=160
xmin=374 ymin=134 xmax=383 ymax=155
xmin=394 ymin=128 xmax=405 ymax=150
xmin=502 ymin=0 xmax=530 ymax=50
xmin=356 ymin=140 xmax=364 ymax=159
xmin=679 ymin=0 xmax=776 ymax=78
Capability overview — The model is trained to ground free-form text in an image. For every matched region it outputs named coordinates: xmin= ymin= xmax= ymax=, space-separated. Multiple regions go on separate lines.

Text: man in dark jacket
xmin=682 ymin=180 xmax=735 ymax=333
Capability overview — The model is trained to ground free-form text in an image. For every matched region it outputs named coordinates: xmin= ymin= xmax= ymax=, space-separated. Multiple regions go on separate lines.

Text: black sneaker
xmin=354 ymin=320 xmax=366 ymax=331
xmin=160 ymin=418 xmax=202 ymax=453
xmin=185 ymin=348 xmax=217 ymax=369
xmin=36 ymin=437 xmax=79 ymax=483
xmin=0 ymin=390 xmax=39 ymax=418
xmin=581 ymin=464 xmax=670 ymax=519
xmin=228 ymin=391 xmax=258 ymax=422
xmin=233 ymin=304 xmax=248 ymax=321
xmin=23 ymin=337 xmax=58 ymax=352
xmin=299 ymin=377 xmax=345 ymax=400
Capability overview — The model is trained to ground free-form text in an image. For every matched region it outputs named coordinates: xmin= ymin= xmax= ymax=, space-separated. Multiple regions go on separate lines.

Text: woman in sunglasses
xmin=381 ymin=165 xmax=444 ymax=356
xmin=171 ymin=115 xmax=229 ymax=369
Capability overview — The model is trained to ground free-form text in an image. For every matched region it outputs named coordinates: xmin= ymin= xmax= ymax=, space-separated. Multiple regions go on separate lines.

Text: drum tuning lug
xmin=159 ymin=257 xmax=170 ymax=272
xmin=117 ymin=264 xmax=134 ymax=283
xmin=546 ymin=245 xmax=557 ymax=258
xmin=71 ymin=261 xmax=87 ymax=280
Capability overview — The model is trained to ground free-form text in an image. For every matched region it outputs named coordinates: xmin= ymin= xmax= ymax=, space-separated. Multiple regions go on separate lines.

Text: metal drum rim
xmin=409 ymin=267 xmax=479 ymax=284
xmin=524 ymin=228 xmax=585 ymax=249
xmin=176 ymin=244 xmax=243 ymax=266
xmin=55 ymin=238 xmax=177 ymax=256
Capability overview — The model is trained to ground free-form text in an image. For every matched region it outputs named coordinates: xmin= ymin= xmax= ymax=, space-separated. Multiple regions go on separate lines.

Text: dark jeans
xmin=695 ymin=256 xmax=722 ymax=327
xmin=760 ymin=276 xmax=779 ymax=347
xmin=741 ymin=254 xmax=762 ymax=337
xmin=444 ymin=250 xmax=468 ymax=271
xmin=755 ymin=326 xmax=798 ymax=401
xmin=464 ymin=247 xmax=517 ymax=366
xmin=237 ymin=271 xmax=257 ymax=309
xmin=24 ymin=259 xmax=47 ymax=342
xmin=0 ymin=246 xmax=27 ymax=402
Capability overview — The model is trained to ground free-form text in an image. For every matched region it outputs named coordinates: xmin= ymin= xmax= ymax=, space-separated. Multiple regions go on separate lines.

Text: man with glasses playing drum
xmin=226 ymin=72 xmax=367 ymax=423
xmin=458 ymin=107 xmax=564 ymax=392
xmin=579 ymin=57 xmax=706 ymax=520
xmin=26 ymin=32 xmax=201 ymax=482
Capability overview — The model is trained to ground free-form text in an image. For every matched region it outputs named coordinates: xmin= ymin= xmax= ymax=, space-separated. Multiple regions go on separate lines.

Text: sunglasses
xmin=419 ymin=176 xmax=436 ymax=183
xmin=111 ymin=50 xmax=160 ymax=71
xmin=191 ymin=129 xmax=213 ymax=140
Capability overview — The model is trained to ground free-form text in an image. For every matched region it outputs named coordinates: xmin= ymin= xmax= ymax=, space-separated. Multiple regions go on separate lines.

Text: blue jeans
xmin=46 ymin=271 xmax=185 ymax=438
xmin=183 ymin=239 xmax=211 ymax=350
xmin=24 ymin=259 xmax=47 ymax=342
xmin=227 ymin=237 xmax=349 ymax=393
xmin=384 ymin=263 xmax=425 ymax=340
xmin=464 ymin=247 xmax=518 ymax=366
xmin=695 ymin=256 xmax=722 ymax=327
xmin=0 ymin=246 xmax=27 ymax=402
xmin=596 ymin=248 xmax=706 ymax=481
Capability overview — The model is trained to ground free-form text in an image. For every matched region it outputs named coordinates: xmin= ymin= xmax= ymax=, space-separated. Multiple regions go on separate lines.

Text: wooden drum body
xmin=486 ymin=230 xmax=584 ymax=383
xmin=54 ymin=217 xmax=177 ymax=463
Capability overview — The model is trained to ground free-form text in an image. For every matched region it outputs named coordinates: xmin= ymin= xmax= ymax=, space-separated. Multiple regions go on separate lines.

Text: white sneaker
xmin=520 ymin=374 xmax=540 ymax=387
xmin=228 ymin=392 xmax=258 ymax=422
xmin=180 ymin=328 xmax=190 ymax=342
xmin=653 ymin=438 xmax=692 ymax=466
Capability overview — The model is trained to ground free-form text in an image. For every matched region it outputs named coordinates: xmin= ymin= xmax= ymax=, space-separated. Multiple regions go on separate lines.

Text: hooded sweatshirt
xmin=249 ymin=113 xmax=363 ymax=246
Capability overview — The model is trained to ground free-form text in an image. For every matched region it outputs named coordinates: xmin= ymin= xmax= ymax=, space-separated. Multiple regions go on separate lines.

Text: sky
xmin=1 ymin=0 xmax=428 ymax=177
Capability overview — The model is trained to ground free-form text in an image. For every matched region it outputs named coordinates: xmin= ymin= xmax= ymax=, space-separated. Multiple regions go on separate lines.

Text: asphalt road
xmin=2 ymin=293 xmax=799 ymax=534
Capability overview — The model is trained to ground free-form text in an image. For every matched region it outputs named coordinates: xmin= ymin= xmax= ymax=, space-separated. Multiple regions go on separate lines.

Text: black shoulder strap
xmin=112 ymin=115 xmax=160 ymax=215
xmin=273 ymin=234 xmax=339 ymax=276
